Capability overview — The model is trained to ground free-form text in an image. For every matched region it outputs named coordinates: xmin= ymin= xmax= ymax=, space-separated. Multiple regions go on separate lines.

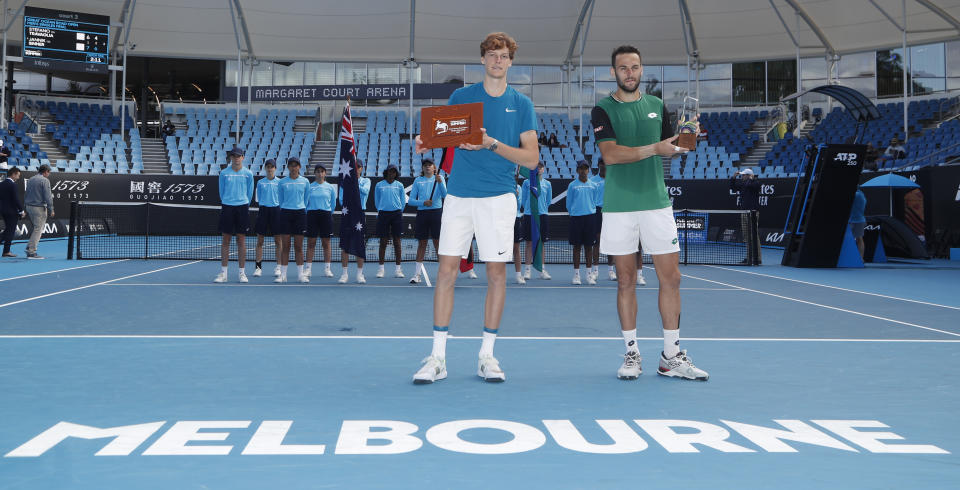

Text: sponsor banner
xmin=0 ymin=218 xmax=71 ymax=241
xmin=221 ymin=83 xmax=462 ymax=102
xmin=8 ymin=168 xmax=956 ymax=249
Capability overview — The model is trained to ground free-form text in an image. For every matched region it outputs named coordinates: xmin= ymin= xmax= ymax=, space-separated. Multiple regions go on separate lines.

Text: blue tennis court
xmin=1 ymin=241 xmax=958 ymax=489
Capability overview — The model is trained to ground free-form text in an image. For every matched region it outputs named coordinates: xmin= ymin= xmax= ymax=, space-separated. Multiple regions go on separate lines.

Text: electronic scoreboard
xmin=22 ymin=7 xmax=110 ymax=74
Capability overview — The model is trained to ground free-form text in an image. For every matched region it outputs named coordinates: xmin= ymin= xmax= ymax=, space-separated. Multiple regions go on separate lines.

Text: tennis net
xmin=69 ymin=201 xmax=759 ymax=266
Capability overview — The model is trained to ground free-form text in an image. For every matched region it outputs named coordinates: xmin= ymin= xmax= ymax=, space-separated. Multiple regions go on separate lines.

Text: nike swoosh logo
xmin=505 ymin=108 xmax=517 ymax=112
xmin=498 ymin=251 xmax=507 ymax=255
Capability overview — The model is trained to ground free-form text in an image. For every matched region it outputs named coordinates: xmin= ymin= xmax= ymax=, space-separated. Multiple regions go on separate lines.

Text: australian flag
xmin=338 ymin=103 xmax=366 ymax=257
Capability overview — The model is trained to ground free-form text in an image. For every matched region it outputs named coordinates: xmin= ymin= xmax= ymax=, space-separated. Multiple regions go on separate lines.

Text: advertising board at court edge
xmin=3 ymin=418 xmax=949 ymax=457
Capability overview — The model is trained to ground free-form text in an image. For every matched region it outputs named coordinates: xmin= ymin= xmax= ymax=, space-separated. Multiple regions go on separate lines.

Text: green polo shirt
xmin=591 ymin=95 xmax=673 ymax=212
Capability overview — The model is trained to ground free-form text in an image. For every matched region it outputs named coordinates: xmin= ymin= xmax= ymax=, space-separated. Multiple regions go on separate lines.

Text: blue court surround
xmin=1 ymin=241 xmax=958 ymax=489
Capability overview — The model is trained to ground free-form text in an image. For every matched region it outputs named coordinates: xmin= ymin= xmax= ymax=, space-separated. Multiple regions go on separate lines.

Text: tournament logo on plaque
xmin=420 ymin=102 xmax=484 ymax=149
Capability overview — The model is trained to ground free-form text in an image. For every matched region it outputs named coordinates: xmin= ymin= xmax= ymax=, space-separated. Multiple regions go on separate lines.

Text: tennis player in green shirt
xmin=592 ymin=45 xmax=708 ymax=382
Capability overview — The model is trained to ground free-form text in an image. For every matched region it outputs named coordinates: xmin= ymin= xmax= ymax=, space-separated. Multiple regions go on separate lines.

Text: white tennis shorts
xmin=599 ymin=206 xmax=680 ymax=256
xmin=438 ymin=193 xmax=516 ymax=262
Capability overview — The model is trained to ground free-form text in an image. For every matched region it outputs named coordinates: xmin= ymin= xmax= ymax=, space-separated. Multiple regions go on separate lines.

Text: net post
xmin=143 ymin=203 xmax=150 ymax=260
xmin=749 ymin=209 xmax=760 ymax=265
xmin=67 ymin=201 xmax=78 ymax=260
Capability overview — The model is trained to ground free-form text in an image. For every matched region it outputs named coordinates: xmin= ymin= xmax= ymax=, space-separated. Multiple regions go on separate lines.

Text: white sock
xmin=525 ymin=265 xmax=532 ymax=273
xmin=324 ymin=262 xmax=331 ymax=271
xmin=297 ymin=264 xmax=304 ymax=275
xmin=479 ymin=328 xmax=497 ymax=358
xmin=220 ymin=266 xmax=228 ymax=275
xmin=609 ymin=265 xmax=615 ymax=272
xmin=415 ymin=262 xmax=423 ymax=276
xmin=663 ymin=329 xmax=680 ymax=358
xmin=357 ymin=263 xmax=364 ymax=273
xmin=622 ymin=328 xmax=639 ymax=353
xmin=378 ymin=264 xmax=385 ymax=272
xmin=305 ymin=263 xmax=312 ymax=273
xmin=396 ymin=264 xmax=403 ymax=272
xmin=431 ymin=327 xmax=448 ymax=359
xmin=281 ymin=268 xmax=287 ymax=280
xmin=574 ymin=267 xmax=580 ymax=276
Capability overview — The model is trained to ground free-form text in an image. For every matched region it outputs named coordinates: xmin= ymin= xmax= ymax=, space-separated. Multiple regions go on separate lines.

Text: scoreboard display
xmin=22 ymin=7 xmax=110 ymax=74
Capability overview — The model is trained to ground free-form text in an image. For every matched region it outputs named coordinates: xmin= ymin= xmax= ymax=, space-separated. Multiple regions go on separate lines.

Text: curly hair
xmin=481 ymin=32 xmax=518 ymax=59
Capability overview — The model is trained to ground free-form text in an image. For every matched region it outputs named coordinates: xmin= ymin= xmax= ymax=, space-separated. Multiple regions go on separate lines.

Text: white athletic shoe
xmin=274 ymin=274 xmax=286 ymax=284
xmin=238 ymin=270 xmax=248 ymax=283
xmin=540 ymin=270 xmax=552 ymax=280
xmin=478 ymin=355 xmax=506 ymax=382
xmin=618 ymin=351 xmax=643 ymax=380
xmin=586 ymin=273 xmax=597 ymax=285
xmin=253 ymin=267 xmax=262 ymax=277
xmin=572 ymin=274 xmax=581 ymax=285
xmin=394 ymin=267 xmax=405 ymax=278
xmin=356 ymin=272 xmax=367 ymax=284
xmin=298 ymin=274 xmax=309 ymax=283
xmin=523 ymin=269 xmax=532 ymax=280
xmin=413 ymin=356 xmax=447 ymax=384
xmin=637 ymin=272 xmax=646 ymax=286
xmin=657 ymin=350 xmax=709 ymax=381
xmin=324 ymin=268 xmax=334 ymax=277
xmin=376 ymin=267 xmax=385 ymax=278
xmin=338 ymin=272 xmax=349 ymax=284
xmin=304 ymin=266 xmax=312 ymax=278
xmin=515 ymin=272 xmax=526 ymax=285
xmin=608 ymin=269 xmax=617 ymax=281
xmin=213 ymin=271 xmax=227 ymax=283
xmin=274 ymin=265 xmax=282 ymax=277
xmin=409 ymin=275 xmax=421 ymax=284
xmin=467 ymin=269 xmax=478 ymax=279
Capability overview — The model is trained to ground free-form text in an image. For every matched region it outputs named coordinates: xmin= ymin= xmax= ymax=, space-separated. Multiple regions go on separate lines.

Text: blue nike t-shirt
xmin=445 ymin=83 xmax=537 ymax=199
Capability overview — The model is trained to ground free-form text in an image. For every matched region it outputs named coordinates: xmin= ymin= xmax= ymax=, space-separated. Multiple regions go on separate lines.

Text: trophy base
xmin=677 ymin=133 xmax=697 ymax=151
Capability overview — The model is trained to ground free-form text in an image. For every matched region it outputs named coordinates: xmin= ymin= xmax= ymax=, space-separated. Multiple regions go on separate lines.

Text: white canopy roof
xmin=11 ymin=0 xmax=960 ymax=66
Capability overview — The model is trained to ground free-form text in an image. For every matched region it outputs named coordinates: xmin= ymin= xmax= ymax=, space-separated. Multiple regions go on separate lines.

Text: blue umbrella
xmin=861 ymin=173 xmax=920 ymax=216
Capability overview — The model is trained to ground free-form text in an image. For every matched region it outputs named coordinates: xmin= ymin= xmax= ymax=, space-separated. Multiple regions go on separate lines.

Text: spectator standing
xmin=24 ymin=164 xmax=55 ymax=259
xmin=1 ymin=166 xmax=25 ymax=257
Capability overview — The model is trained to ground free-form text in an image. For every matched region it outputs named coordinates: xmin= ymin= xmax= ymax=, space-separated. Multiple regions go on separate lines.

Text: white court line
xmin=704 ymin=264 xmax=960 ymax=311
xmin=100 ymin=283 xmax=741 ymax=291
xmin=678 ymin=270 xmax=960 ymax=338
xmin=0 ymin=261 xmax=202 ymax=309
xmin=0 ymin=335 xmax=957 ymax=343
xmin=0 ymin=259 xmax=127 ymax=283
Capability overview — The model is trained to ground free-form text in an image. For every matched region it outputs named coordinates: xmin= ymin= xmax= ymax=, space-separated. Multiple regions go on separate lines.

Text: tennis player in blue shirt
xmin=374 ymin=164 xmax=408 ymax=278
xmin=215 ymin=146 xmax=255 ymax=284
xmin=338 ymin=160 xmax=372 ymax=284
xmin=408 ymin=158 xmax=447 ymax=284
xmin=566 ymin=160 xmax=599 ymax=285
xmin=254 ymin=159 xmax=282 ymax=278
xmin=412 ymin=32 xmax=539 ymax=384
xmin=276 ymin=157 xmax=310 ymax=283
xmin=520 ymin=161 xmax=553 ymax=280
xmin=305 ymin=165 xmax=338 ymax=280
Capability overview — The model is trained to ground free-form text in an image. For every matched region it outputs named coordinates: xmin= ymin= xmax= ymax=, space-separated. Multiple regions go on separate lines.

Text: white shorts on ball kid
xmin=599 ymin=206 xmax=681 ymax=256
xmin=438 ymin=193 xmax=516 ymax=262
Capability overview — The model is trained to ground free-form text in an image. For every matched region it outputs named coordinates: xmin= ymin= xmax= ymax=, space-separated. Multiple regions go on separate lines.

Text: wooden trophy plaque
xmin=420 ymin=102 xmax=483 ymax=149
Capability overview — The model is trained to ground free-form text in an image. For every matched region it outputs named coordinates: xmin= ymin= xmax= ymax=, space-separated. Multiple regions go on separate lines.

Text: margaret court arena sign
xmin=221 ymin=83 xmax=463 ymax=102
